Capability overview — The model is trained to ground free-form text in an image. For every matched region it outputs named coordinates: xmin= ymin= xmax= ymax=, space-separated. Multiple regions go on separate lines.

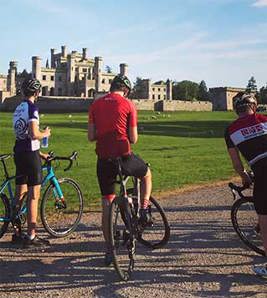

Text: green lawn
xmin=0 ymin=110 xmax=236 ymax=206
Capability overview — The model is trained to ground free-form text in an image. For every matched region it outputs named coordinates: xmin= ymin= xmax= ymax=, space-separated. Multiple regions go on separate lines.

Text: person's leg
xmin=140 ymin=167 xmax=152 ymax=209
xmin=27 ymin=184 xmax=41 ymax=238
xmin=13 ymin=184 xmax=28 ymax=236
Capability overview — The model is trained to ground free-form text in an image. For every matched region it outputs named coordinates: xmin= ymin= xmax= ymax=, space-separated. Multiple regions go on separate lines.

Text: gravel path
xmin=0 ymin=182 xmax=267 ymax=298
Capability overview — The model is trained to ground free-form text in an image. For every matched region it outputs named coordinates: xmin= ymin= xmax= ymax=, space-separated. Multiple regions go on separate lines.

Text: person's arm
xmin=29 ymin=121 xmax=50 ymax=140
xmin=88 ymin=104 xmax=96 ymax=142
xmin=227 ymin=147 xmax=252 ymax=186
xmin=128 ymin=101 xmax=138 ymax=144
xmin=88 ymin=123 xmax=96 ymax=142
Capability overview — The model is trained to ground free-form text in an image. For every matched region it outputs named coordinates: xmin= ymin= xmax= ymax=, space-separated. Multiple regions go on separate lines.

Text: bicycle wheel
xmin=137 ymin=196 xmax=170 ymax=249
xmin=0 ymin=194 xmax=10 ymax=238
xmin=40 ymin=178 xmax=84 ymax=238
xmin=231 ymin=197 xmax=265 ymax=256
xmin=109 ymin=196 xmax=135 ymax=281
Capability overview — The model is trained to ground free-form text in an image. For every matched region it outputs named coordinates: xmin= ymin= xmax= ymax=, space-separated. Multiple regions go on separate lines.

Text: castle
xmin=0 ymin=45 xmax=172 ymax=103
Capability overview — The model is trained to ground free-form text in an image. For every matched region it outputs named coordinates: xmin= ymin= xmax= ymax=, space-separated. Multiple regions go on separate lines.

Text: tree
xmin=172 ymin=80 xmax=199 ymax=101
xmin=105 ymin=65 xmax=112 ymax=73
xmin=259 ymin=84 xmax=267 ymax=104
xmin=246 ymin=76 xmax=257 ymax=93
xmin=197 ymin=80 xmax=210 ymax=101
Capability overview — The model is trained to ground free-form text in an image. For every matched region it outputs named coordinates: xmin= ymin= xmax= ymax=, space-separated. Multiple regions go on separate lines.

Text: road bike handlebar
xmin=46 ymin=151 xmax=78 ymax=171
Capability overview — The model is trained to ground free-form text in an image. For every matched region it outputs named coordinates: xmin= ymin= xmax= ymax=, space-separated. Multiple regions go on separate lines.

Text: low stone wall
xmin=161 ymin=100 xmax=212 ymax=112
xmin=1 ymin=96 xmax=212 ymax=113
xmin=0 ymin=96 xmax=93 ymax=112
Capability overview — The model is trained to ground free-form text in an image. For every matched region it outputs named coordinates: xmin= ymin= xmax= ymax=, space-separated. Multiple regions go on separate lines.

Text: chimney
xmin=82 ymin=48 xmax=87 ymax=60
xmin=61 ymin=45 xmax=67 ymax=58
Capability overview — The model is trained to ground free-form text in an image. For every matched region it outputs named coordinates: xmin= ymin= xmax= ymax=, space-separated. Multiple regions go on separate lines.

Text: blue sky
xmin=1 ymin=0 xmax=267 ymax=89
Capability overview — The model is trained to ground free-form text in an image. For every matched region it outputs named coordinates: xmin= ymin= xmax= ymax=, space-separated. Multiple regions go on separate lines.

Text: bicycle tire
xmin=40 ymin=178 xmax=84 ymax=238
xmin=109 ymin=196 xmax=135 ymax=281
xmin=231 ymin=197 xmax=265 ymax=256
xmin=0 ymin=194 xmax=10 ymax=238
xmin=137 ymin=196 xmax=170 ymax=249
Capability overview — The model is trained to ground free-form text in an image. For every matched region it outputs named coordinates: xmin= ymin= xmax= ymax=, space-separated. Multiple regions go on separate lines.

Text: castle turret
xmin=120 ymin=63 xmax=128 ymax=76
xmin=166 ymin=79 xmax=172 ymax=100
xmin=32 ymin=56 xmax=42 ymax=81
xmin=50 ymin=48 xmax=56 ymax=68
xmin=82 ymin=48 xmax=87 ymax=60
xmin=7 ymin=61 xmax=17 ymax=95
xmin=94 ymin=56 xmax=103 ymax=92
xmin=61 ymin=45 xmax=67 ymax=58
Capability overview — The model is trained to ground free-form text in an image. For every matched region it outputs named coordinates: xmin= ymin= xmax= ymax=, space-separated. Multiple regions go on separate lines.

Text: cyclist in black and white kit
xmin=12 ymin=78 xmax=51 ymax=247
xmin=224 ymin=92 xmax=267 ymax=276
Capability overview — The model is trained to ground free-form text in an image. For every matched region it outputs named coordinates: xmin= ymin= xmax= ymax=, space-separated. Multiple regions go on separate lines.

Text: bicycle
xmin=0 ymin=151 xmax=84 ymax=239
xmin=109 ymin=158 xmax=170 ymax=281
xmin=229 ymin=181 xmax=265 ymax=256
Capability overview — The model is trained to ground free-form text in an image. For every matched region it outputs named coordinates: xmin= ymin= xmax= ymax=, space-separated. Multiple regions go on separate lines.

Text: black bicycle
xmin=229 ymin=181 xmax=265 ymax=256
xmin=108 ymin=158 xmax=170 ymax=281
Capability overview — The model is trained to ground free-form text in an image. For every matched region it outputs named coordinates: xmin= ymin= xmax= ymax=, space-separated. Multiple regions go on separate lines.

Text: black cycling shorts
xmin=97 ymin=153 xmax=148 ymax=196
xmin=14 ymin=150 xmax=42 ymax=186
xmin=252 ymin=158 xmax=267 ymax=215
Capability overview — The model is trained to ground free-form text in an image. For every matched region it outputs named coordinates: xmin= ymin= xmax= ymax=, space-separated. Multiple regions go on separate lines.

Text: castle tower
xmin=82 ymin=48 xmax=87 ymax=60
xmin=61 ymin=45 xmax=67 ymax=58
xmin=67 ymin=53 xmax=76 ymax=83
xmin=50 ymin=48 xmax=56 ymax=68
xmin=144 ymin=79 xmax=152 ymax=100
xmin=94 ymin=56 xmax=103 ymax=92
xmin=32 ymin=56 xmax=42 ymax=81
xmin=166 ymin=79 xmax=172 ymax=100
xmin=7 ymin=61 xmax=17 ymax=95
xmin=119 ymin=63 xmax=128 ymax=76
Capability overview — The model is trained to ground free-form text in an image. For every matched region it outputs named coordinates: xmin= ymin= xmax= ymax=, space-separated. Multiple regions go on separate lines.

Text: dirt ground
xmin=0 ymin=181 xmax=267 ymax=298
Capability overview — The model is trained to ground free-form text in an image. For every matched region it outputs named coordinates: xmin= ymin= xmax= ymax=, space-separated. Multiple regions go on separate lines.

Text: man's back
xmin=225 ymin=113 xmax=267 ymax=165
xmin=89 ymin=92 xmax=137 ymax=158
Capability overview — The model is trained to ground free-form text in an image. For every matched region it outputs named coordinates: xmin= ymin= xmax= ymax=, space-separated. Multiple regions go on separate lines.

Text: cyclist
xmin=224 ymin=92 xmax=267 ymax=276
xmin=88 ymin=74 xmax=152 ymax=265
xmin=12 ymin=78 xmax=51 ymax=247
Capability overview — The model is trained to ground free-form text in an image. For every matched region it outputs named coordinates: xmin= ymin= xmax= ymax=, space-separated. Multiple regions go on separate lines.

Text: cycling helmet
xmin=111 ymin=74 xmax=132 ymax=92
xmin=21 ymin=78 xmax=42 ymax=94
xmin=233 ymin=92 xmax=257 ymax=112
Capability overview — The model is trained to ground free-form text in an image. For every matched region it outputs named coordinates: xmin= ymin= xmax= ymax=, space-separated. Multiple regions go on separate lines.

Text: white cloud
xmin=252 ymin=0 xmax=267 ymax=7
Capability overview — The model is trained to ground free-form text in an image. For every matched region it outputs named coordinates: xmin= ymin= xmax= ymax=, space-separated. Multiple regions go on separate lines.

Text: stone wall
xmin=1 ymin=96 xmax=212 ymax=113
xmin=0 ymin=96 xmax=93 ymax=112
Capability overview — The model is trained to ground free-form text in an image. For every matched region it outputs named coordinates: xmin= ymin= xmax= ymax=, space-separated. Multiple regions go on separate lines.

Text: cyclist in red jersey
xmin=224 ymin=92 xmax=267 ymax=276
xmin=88 ymin=74 xmax=152 ymax=265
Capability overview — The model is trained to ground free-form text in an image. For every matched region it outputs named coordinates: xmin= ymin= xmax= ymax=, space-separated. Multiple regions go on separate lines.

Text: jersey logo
xmin=14 ymin=118 xmax=27 ymax=139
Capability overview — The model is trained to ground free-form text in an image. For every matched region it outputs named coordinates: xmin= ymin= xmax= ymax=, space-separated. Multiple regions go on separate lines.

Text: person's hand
xmin=241 ymin=171 xmax=252 ymax=188
xmin=40 ymin=152 xmax=50 ymax=160
xmin=44 ymin=127 xmax=51 ymax=138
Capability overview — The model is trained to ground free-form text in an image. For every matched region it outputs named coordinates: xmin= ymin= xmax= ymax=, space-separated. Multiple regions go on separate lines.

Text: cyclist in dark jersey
xmin=88 ymin=74 xmax=152 ymax=265
xmin=12 ymin=78 xmax=51 ymax=247
xmin=224 ymin=92 xmax=267 ymax=276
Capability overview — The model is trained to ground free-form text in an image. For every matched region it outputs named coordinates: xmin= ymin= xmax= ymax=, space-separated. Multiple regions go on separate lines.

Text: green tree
xmin=246 ymin=76 xmax=257 ymax=93
xmin=172 ymin=80 xmax=199 ymax=101
xmin=197 ymin=80 xmax=210 ymax=101
xmin=259 ymin=84 xmax=267 ymax=104
xmin=105 ymin=65 xmax=112 ymax=73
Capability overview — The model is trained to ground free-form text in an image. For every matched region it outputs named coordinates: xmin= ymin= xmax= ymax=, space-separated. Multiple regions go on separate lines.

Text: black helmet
xmin=233 ymin=92 xmax=257 ymax=112
xmin=21 ymin=78 xmax=42 ymax=94
xmin=111 ymin=74 xmax=132 ymax=92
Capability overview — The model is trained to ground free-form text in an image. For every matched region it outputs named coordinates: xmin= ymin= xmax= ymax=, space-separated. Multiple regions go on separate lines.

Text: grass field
xmin=0 ymin=110 xmax=236 ymax=207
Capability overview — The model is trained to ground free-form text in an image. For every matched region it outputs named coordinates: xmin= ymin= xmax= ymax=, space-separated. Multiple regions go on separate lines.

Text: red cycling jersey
xmin=89 ymin=92 xmax=137 ymax=159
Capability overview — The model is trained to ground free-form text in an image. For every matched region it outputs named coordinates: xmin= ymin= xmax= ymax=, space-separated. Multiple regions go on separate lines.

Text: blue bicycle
xmin=0 ymin=151 xmax=84 ymax=238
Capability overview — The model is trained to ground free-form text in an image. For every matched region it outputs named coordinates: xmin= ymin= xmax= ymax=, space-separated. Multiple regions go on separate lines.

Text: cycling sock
xmin=141 ymin=199 xmax=149 ymax=209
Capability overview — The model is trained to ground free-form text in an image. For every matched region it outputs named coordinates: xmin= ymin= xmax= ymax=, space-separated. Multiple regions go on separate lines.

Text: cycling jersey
xmin=89 ymin=92 xmax=137 ymax=159
xmin=225 ymin=113 xmax=267 ymax=166
xmin=13 ymin=100 xmax=40 ymax=152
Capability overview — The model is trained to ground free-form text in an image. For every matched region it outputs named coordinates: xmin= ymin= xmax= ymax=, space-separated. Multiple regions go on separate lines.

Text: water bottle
xmin=41 ymin=136 xmax=49 ymax=148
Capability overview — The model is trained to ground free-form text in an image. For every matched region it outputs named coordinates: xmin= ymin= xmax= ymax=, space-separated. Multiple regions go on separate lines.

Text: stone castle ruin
xmin=0 ymin=45 xmax=247 ymax=112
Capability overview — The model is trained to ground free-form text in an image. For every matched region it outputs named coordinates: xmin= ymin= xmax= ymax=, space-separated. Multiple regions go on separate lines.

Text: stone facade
xmin=133 ymin=79 xmax=172 ymax=100
xmin=209 ymin=87 xmax=246 ymax=111
xmin=0 ymin=45 xmax=128 ymax=101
